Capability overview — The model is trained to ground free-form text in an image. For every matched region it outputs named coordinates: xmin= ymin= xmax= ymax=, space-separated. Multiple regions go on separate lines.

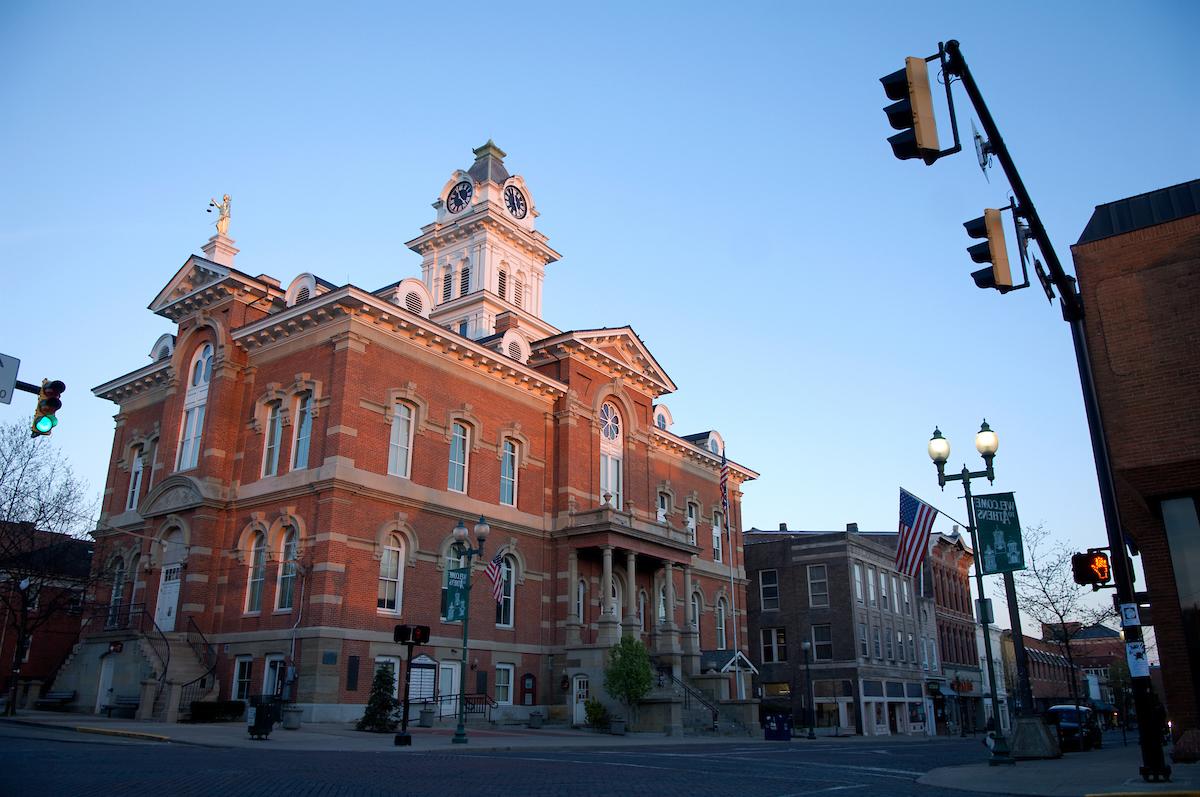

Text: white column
xmin=601 ymin=546 xmax=614 ymax=615
xmin=567 ymin=549 xmax=579 ymax=624
xmin=664 ymin=562 xmax=677 ymax=630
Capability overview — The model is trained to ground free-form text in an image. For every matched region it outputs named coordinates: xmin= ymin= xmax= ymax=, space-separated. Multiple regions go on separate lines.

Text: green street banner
xmin=973 ymin=492 xmax=1025 ymax=574
xmin=443 ymin=566 xmax=469 ymax=622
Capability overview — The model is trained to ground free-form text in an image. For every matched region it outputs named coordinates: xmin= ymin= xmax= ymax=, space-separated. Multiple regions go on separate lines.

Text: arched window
xmin=292 ymin=392 xmax=313 ymax=470
xmin=388 ymin=403 xmax=413 ymax=478
xmin=441 ymin=544 xmax=467 ymax=620
xmin=262 ymin=400 xmax=283 ymax=476
xmin=611 ymin=578 xmax=623 ymax=623
xmin=599 ymin=403 xmax=623 ymax=508
xmin=500 ymin=439 xmax=518 ymax=506
xmin=176 ymin=343 xmax=212 ymax=471
xmin=246 ymin=532 xmax=266 ymax=613
xmin=715 ymin=597 xmax=728 ymax=650
xmin=712 ymin=511 xmax=724 ymax=563
xmin=576 ymin=579 xmax=586 ymax=624
xmin=657 ymin=584 xmax=667 ymax=623
xmin=126 ymin=446 xmax=144 ymax=511
xmin=276 ymin=529 xmax=298 ymax=611
xmin=377 ymin=534 xmax=404 ymax=613
xmin=690 ymin=592 xmax=701 ymax=629
xmin=448 ymin=422 xmax=470 ymax=492
xmin=495 ymin=554 xmax=516 ymax=627
xmin=107 ymin=558 xmax=126 ymax=627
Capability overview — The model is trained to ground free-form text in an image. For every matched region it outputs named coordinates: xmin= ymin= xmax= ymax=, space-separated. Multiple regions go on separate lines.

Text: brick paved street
xmin=0 ymin=722 xmax=1000 ymax=797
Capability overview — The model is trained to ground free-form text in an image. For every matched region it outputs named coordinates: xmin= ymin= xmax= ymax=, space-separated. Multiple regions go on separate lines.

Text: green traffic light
xmin=35 ymin=415 xmax=56 ymax=433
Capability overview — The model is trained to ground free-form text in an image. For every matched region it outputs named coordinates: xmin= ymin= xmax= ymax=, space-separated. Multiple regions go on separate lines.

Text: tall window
xmin=234 ymin=657 xmax=253 ymax=701
xmin=263 ymin=401 xmax=283 ymax=476
xmin=126 ymin=446 xmax=144 ymax=511
xmin=176 ymin=343 xmax=212 ymax=471
xmin=759 ymin=569 xmax=779 ymax=610
xmin=761 ymin=628 xmax=787 ymax=663
xmin=576 ymin=579 xmax=586 ymax=623
xmin=891 ymin=575 xmax=900 ymax=613
xmin=448 ymin=422 xmax=469 ymax=492
xmin=686 ymin=503 xmax=697 ymax=541
xmin=808 ymin=564 xmax=829 ymax=607
xmin=146 ymin=439 xmax=158 ymax=490
xmin=656 ymin=492 xmax=670 ymax=522
xmin=388 ymin=403 xmax=413 ymax=478
xmin=106 ymin=559 xmax=126 ymax=627
xmin=690 ymin=592 xmax=700 ymax=628
xmin=872 ymin=626 xmax=882 ymax=658
xmin=853 ymin=562 xmax=864 ymax=604
xmin=884 ymin=624 xmax=894 ymax=659
xmin=514 ymin=279 xmax=524 ymax=308
xmin=897 ymin=630 xmax=905 ymax=661
xmin=500 ymin=439 xmax=518 ymax=506
xmin=495 ymin=663 xmax=514 ymax=705
xmin=812 ymin=625 xmax=833 ymax=661
xmin=246 ymin=531 xmax=266 ymax=613
xmin=276 ymin=529 xmax=298 ymax=610
xmin=598 ymin=403 xmax=622 ymax=507
xmin=867 ymin=567 xmax=877 ymax=606
xmin=495 ymin=555 xmax=515 ymax=627
xmin=657 ymin=585 xmax=667 ymax=623
xmin=292 ymin=392 xmax=313 ymax=470
xmin=715 ymin=597 xmax=728 ymax=650
xmin=377 ymin=534 xmax=404 ymax=613
xmin=712 ymin=511 xmax=723 ymax=563
xmin=880 ymin=572 xmax=890 ymax=611
xmin=902 ymin=580 xmax=911 ymax=615
xmin=859 ymin=623 xmax=869 ymax=657
xmin=908 ymin=632 xmax=917 ymax=663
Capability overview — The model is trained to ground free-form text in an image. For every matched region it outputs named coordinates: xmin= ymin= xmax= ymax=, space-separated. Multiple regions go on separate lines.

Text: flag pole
xmin=722 ymin=450 xmax=745 ymax=700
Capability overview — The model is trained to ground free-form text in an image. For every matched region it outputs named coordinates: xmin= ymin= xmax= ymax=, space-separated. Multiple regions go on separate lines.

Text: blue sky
xmin=2 ymin=2 xmax=1197 ymax=626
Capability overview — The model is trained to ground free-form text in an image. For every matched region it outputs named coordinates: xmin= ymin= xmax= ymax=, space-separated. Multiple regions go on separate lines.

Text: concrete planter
xmin=418 ymin=708 xmax=434 ymax=727
xmin=281 ymin=706 xmax=304 ymax=730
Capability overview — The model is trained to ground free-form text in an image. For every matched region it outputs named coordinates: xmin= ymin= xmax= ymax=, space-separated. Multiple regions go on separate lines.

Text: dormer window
xmin=285 ymin=273 xmax=318 ymax=307
xmin=656 ymin=413 xmax=667 ymax=430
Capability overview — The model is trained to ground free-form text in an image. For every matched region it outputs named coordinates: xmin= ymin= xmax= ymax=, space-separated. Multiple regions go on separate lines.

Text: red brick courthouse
xmin=54 ymin=143 xmax=757 ymax=727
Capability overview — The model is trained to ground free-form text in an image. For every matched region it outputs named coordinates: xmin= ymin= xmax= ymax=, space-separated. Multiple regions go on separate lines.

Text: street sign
xmin=0 ymin=353 xmax=19 ymax=405
xmin=444 ymin=567 xmax=469 ymax=622
xmin=973 ymin=492 xmax=1025 ymax=575
xmin=1119 ymin=603 xmax=1141 ymax=628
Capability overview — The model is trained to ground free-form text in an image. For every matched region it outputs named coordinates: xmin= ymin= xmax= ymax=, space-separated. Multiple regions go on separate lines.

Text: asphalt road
xmin=0 ymin=723 xmax=1014 ymax=797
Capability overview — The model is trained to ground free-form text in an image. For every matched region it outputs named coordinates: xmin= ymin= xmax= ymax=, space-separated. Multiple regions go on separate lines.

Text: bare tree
xmin=1008 ymin=523 xmax=1116 ymax=715
xmin=0 ymin=421 xmax=99 ymax=715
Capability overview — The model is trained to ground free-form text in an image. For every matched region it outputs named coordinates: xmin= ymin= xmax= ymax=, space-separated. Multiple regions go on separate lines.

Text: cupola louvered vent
xmin=405 ymin=292 xmax=423 ymax=314
xmin=295 ymin=286 xmax=310 ymax=303
xmin=460 ymin=266 xmax=470 ymax=296
xmin=508 ymin=341 xmax=522 ymax=360
xmin=442 ymin=272 xmax=452 ymax=303
xmin=498 ymin=270 xmax=507 ymax=300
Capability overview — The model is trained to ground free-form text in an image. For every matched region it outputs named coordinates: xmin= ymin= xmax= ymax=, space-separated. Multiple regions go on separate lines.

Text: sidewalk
xmin=919 ymin=742 xmax=1198 ymax=797
xmin=0 ymin=709 xmax=759 ymax=752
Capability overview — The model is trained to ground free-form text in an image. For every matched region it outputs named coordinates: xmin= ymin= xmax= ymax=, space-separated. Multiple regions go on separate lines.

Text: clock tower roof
xmin=467 ymin=139 xmax=510 ymax=185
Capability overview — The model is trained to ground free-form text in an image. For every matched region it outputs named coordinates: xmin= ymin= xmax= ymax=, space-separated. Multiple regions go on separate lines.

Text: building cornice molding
xmin=92 ymin=360 xmax=172 ymax=404
xmin=648 ymin=429 xmax=758 ymax=482
xmin=405 ymin=205 xmax=561 ymax=264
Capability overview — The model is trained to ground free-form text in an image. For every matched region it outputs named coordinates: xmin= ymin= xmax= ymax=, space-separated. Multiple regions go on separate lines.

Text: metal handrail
xmin=657 ymin=666 xmax=719 ymax=732
xmin=179 ymin=616 xmax=218 ymax=712
xmin=412 ymin=691 xmax=496 ymax=721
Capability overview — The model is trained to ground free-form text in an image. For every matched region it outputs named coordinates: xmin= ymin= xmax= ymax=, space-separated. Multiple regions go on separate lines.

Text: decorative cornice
xmin=648 ymin=428 xmax=758 ymax=483
xmin=405 ymin=206 xmax=561 ymax=264
xmin=92 ymin=360 xmax=172 ymax=404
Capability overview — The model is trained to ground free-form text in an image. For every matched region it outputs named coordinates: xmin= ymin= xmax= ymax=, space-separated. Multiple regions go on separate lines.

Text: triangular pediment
xmin=557 ymin=327 xmax=677 ymax=395
xmin=148 ymin=255 xmax=284 ymax=322
xmin=149 ymin=257 xmax=230 ymax=314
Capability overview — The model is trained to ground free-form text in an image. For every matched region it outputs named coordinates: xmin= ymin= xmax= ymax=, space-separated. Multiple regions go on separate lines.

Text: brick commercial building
xmin=51 ymin=143 xmax=757 ymax=727
xmin=1001 ymin=631 xmax=1085 ymax=715
xmin=744 ymin=525 xmax=936 ymax=736
xmin=1071 ymin=179 xmax=1200 ymax=757
xmin=926 ymin=528 xmax=984 ymax=734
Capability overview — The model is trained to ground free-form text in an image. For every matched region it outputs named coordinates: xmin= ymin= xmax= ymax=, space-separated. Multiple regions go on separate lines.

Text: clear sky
xmin=1 ymin=2 xmax=1196 ymax=630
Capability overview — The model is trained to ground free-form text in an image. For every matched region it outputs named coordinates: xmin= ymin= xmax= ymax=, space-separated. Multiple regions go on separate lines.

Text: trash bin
xmin=247 ymin=696 xmax=277 ymax=740
xmin=418 ymin=707 xmax=434 ymax=728
xmin=528 ymin=711 xmax=544 ymax=729
xmin=281 ymin=705 xmax=304 ymax=730
xmin=764 ymin=713 xmax=793 ymax=741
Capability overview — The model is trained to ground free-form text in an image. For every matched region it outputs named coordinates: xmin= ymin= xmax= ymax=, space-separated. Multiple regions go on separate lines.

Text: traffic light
xmin=964 ymin=209 xmax=1013 ymax=291
xmin=1072 ymin=551 xmax=1112 ymax=588
xmin=880 ymin=57 xmax=941 ymax=164
xmin=31 ymin=379 xmax=65 ymax=437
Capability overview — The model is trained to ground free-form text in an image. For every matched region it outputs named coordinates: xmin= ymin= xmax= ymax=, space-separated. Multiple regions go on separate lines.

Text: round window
xmin=600 ymin=403 xmax=620 ymax=440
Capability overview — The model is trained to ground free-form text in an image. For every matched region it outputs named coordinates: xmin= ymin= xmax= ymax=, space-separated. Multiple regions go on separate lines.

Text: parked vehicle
xmin=1044 ymin=705 xmax=1103 ymax=751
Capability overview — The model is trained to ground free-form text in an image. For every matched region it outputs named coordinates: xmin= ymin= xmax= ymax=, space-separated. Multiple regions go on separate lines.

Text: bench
xmin=102 ymin=695 xmax=140 ymax=718
xmin=34 ymin=690 xmax=76 ymax=710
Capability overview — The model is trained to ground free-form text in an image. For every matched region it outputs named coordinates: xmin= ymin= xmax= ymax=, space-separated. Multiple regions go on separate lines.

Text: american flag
xmin=720 ymin=449 xmax=729 ymax=515
xmin=484 ymin=551 xmax=506 ymax=603
xmin=897 ymin=488 xmax=937 ymax=577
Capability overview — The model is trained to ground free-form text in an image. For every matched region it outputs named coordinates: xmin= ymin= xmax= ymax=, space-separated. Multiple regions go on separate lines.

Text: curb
xmin=75 ymin=726 xmax=170 ymax=742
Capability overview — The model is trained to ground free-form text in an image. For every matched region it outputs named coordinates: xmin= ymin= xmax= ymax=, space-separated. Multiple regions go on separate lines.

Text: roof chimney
xmin=846 ymin=522 xmax=859 ymax=532
xmin=778 ymin=523 xmax=788 ymax=531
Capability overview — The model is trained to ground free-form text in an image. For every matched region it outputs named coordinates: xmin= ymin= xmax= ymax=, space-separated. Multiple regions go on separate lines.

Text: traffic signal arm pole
xmin=943 ymin=39 xmax=1169 ymax=781
xmin=14 ymin=381 xmax=40 ymax=395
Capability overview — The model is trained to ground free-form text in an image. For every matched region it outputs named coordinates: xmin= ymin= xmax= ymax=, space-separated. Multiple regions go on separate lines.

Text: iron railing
xmin=413 ymin=692 xmax=496 ymax=721
xmin=179 ymin=616 xmax=218 ymax=713
xmin=657 ymin=666 xmax=719 ymax=732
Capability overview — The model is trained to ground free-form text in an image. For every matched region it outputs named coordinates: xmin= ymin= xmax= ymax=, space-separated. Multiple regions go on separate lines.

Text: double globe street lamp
xmin=928 ymin=421 xmax=1012 ymax=765
xmin=450 ymin=516 xmax=491 ymax=745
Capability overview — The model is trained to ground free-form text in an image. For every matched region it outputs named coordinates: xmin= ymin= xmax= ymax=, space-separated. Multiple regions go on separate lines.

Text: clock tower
xmin=406 ymin=141 xmax=561 ymax=347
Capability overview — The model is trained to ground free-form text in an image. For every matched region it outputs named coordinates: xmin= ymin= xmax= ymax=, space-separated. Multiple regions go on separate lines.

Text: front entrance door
xmin=155 ymin=564 xmax=181 ymax=631
xmin=439 ymin=661 xmax=460 ymax=717
xmin=94 ymin=655 xmax=115 ymax=713
xmin=572 ymin=674 xmax=590 ymax=725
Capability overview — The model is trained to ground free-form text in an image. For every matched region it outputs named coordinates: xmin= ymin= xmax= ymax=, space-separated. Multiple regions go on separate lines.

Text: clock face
xmin=446 ymin=181 xmax=473 ymax=214
xmin=504 ymin=185 xmax=528 ymax=219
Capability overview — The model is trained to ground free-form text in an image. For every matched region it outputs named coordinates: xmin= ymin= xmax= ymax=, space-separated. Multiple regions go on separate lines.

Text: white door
xmin=155 ymin=564 xmax=181 ymax=631
xmin=572 ymin=674 xmax=590 ymax=725
xmin=94 ymin=655 xmax=115 ymax=713
xmin=439 ymin=661 xmax=460 ymax=716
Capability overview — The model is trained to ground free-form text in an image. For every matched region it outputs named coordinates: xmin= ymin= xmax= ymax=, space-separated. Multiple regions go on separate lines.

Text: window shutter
xmin=460 ymin=266 xmax=470 ymax=296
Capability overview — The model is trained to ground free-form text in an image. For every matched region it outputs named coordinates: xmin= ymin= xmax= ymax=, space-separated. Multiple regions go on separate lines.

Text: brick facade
xmin=55 ymin=145 xmax=757 ymax=724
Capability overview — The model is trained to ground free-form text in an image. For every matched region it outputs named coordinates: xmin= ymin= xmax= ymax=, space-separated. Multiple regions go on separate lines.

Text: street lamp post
xmin=929 ymin=421 xmax=1013 ymax=765
xmin=450 ymin=516 xmax=491 ymax=745
xmin=800 ymin=639 xmax=816 ymax=740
